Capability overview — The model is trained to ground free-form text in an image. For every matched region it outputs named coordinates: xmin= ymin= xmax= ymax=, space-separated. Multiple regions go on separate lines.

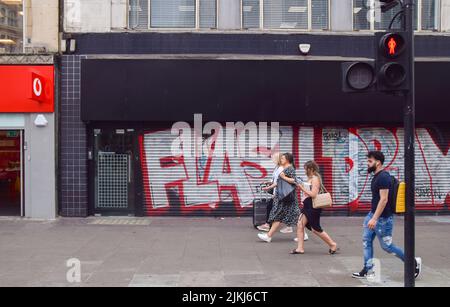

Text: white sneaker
xmin=415 ymin=257 xmax=422 ymax=279
xmin=257 ymin=224 xmax=270 ymax=232
xmin=294 ymin=233 xmax=309 ymax=242
xmin=257 ymin=232 xmax=272 ymax=243
xmin=280 ymin=226 xmax=293 ymax=234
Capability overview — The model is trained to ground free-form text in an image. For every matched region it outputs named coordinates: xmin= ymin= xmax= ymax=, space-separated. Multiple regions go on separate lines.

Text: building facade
xmin=59 ymin=0 xmax=450 ymax=217
xmin=0 ymin=0 xmax=58 ymax=219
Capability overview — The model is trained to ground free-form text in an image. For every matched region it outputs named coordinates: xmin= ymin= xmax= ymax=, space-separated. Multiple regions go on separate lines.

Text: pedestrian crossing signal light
xmin=380 ymin=33 xmax=406 ymax=58
xmin=375 ymin=31 xmax=410 ymax=92
xmin=341 ymin=31 xmax=410 ymax=94
xmin=341 ymin=62 xmax=375 ymax=93
xmin=388 ymin=38 xmax=396 ymax=55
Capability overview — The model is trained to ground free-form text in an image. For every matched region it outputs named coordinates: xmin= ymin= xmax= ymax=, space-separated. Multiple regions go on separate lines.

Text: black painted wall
xmin=68 ymin=32 xmax=450 ymax=58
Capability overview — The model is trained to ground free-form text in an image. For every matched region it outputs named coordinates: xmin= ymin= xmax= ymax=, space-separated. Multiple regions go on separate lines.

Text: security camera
xmin=299 ymin=43 xmax=311 ymax=55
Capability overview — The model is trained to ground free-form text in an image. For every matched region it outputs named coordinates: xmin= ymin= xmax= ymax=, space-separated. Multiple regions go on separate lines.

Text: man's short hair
xmin=368 ymin=151 xmax=385 ymax=165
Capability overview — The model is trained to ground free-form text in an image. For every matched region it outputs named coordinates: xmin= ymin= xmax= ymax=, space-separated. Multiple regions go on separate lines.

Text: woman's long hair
xmin=304 ymin=160 xmax=321 ymax=180
xmin=272 ymin=152 xmax=282 ymax=166
xmin=282 ymin=152 xmax=296 ymax=169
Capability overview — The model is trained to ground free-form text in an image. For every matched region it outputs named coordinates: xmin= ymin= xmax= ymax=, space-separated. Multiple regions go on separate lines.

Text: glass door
xmin=0 ymin=130 xmax=23 ymax=216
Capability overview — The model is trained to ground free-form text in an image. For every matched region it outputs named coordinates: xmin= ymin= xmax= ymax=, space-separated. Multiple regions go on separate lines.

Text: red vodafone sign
xmin=0 ymin=66 xmax=54 ymax=113
xmin=31 ymin=72 xmax=46 ymax=102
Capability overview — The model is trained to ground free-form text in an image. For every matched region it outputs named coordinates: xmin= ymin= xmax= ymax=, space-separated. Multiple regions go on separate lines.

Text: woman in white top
xmin=257 ymin=153 xmax=283 ymax=232
xmin=262 ymin=153 xmax=284 ymax=195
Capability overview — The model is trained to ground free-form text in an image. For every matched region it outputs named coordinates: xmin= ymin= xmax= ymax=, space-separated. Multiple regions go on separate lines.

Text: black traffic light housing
xmin=379 ymin=0 xmax=400 ymax=13
xmin=341 ymin=62 xmax=375 ymax=93
xmin=342 ymin=31 xmax=411 ymax=94
xmin=375 ymin=31 xmax=410 ymax=93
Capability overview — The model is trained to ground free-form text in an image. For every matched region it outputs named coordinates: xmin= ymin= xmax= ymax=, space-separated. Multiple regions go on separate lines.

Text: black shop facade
xmin=58 ymin=34 xmax=450 ymax=218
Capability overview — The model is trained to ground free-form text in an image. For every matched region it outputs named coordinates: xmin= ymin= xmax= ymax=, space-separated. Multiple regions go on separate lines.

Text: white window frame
xmin=240 ymin=0 xmax=331 ymax=31
xmin=352 ymin=0 xmax=441 ymax=32
xmin=127 ymin=0 xmax=219 ymax=30
xmin=418 ymin=0 xmax=442 ymax=31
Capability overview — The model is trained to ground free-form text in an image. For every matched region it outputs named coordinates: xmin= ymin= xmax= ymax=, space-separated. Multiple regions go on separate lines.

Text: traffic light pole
xmin=341 ymin=2 xmax=416 ymax=285
xmin=403 ymin=0 xmax=416 ymax=288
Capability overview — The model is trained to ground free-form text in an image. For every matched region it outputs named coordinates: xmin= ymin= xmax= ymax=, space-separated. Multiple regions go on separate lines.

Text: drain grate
xmin=88 ymin=218 xmax=151 ymax=226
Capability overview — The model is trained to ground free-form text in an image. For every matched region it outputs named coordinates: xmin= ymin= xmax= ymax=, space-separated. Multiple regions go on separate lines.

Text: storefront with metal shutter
xmin=63 ymin=56 xmax=450 ymax=217
xmin=135 ymin=125 xmax=449 ymax=216
xmin=85 ymin=122 xmax=450 ymax=217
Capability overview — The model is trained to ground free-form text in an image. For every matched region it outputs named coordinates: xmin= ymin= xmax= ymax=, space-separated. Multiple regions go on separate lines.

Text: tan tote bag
xmin=312 ymin=179 xmax=332 ymax=209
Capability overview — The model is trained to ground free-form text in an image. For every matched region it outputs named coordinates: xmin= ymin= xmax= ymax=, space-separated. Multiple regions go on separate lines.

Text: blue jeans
xmin=363 ymin=212 xmax=405 ymax=271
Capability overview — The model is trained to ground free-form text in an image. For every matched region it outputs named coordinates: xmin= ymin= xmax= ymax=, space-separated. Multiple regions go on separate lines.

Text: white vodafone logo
xmin=33 ymin=77 xmax=43 ymax=97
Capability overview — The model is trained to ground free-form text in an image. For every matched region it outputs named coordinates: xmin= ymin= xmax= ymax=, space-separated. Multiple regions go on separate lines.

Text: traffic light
xmin=342 ymin=31 xmax=410 ymax=94
xmin=375 ymin=31 xmax=410 ymax=92
xmin=341 ymin=62 xmax=375 ymax=93
xmin=379 ymin=0 xmax=400 ymax=13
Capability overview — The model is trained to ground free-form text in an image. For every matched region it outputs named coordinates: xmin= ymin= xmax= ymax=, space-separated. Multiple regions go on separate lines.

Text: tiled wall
xmin=60 ymin=55 xmax=88 ymax=217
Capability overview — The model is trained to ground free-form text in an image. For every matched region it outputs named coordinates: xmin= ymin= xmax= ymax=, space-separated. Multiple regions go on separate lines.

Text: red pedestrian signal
xmin=388 ymin=37 xmax=397 ymax=55
xmin=375 ymin=31 xmax=410 ymax=92
xmin=380 ymin=33 xmax=405 ymax=58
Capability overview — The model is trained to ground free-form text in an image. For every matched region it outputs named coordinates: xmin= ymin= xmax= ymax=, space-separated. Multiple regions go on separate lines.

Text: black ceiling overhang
xmin=80 ymin=57 xmax=450 ymax=124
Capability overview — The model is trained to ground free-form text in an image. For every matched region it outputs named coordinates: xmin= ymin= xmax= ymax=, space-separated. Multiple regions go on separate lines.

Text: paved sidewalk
xmin=0 ymin=215 xmax=449 ymax=287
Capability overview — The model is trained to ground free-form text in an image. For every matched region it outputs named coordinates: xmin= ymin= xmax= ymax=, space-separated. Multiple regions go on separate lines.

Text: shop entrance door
xmin=0 ymin=130 xmax=23 ymax=216
xmin=93 ymin=128 xmax=135 ymax=215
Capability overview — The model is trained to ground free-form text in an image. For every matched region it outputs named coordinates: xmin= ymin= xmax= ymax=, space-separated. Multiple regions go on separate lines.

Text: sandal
xmin=329 ymin=245 xmax=340 ymax=255
xmin=290 ymin=249 xmax=305 ymax=255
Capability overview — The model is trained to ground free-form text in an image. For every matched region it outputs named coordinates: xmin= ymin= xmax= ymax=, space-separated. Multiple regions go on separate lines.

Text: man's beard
xmin=367 ymin=166 xmax=377 ymax=173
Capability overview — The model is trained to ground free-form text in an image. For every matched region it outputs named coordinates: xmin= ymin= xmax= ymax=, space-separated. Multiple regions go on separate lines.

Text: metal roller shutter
xmin=415 ymin=127 xmax=450 ymax=212
xmin=138 ymin=124 xmax=450 ymax=216
xmin=320 ymin=127 xmax=351 ymax=211
xmin=354 ymin=127 xmax=405 ymax=212
xmin=140 ymin=125 xmax=293 ymax=216
xmin=352 ymin=127 xmax=450 ymax=213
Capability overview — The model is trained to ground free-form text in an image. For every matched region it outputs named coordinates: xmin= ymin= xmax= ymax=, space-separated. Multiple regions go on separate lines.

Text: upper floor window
xmin=242 ymin=0 xmax=330 ymax=30
xmin=0 ymin=8 xmax=6 ymax=25
xmin=0 ymin=0 xmax=23 ymax=53
xmin=353 ymin=0 xmax=440 ymax=31
xmin=129 ymin=0 xmax=217 ymax=29
xmin=421 ymin=0 xmax=440 ymax=30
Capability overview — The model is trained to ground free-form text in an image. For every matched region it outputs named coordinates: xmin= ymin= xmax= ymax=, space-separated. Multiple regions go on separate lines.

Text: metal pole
xmin=403 ymin=0 xmax=416 ymax=288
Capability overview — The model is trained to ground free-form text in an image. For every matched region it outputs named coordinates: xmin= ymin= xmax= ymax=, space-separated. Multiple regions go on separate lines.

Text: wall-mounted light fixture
xmin=34 ymin=114 xmax=48 ymax=127
xmin=299 ymin=43 xmax=311 ymax=55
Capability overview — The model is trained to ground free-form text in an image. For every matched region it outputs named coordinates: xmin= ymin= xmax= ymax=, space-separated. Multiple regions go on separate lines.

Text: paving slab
xmin=0 ymin=216 xmax=449 ymax=287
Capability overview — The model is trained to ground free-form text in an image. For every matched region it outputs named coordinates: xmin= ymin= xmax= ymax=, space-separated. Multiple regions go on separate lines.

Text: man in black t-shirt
xmin=352 ymin=151 xmax=422 ymax=280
